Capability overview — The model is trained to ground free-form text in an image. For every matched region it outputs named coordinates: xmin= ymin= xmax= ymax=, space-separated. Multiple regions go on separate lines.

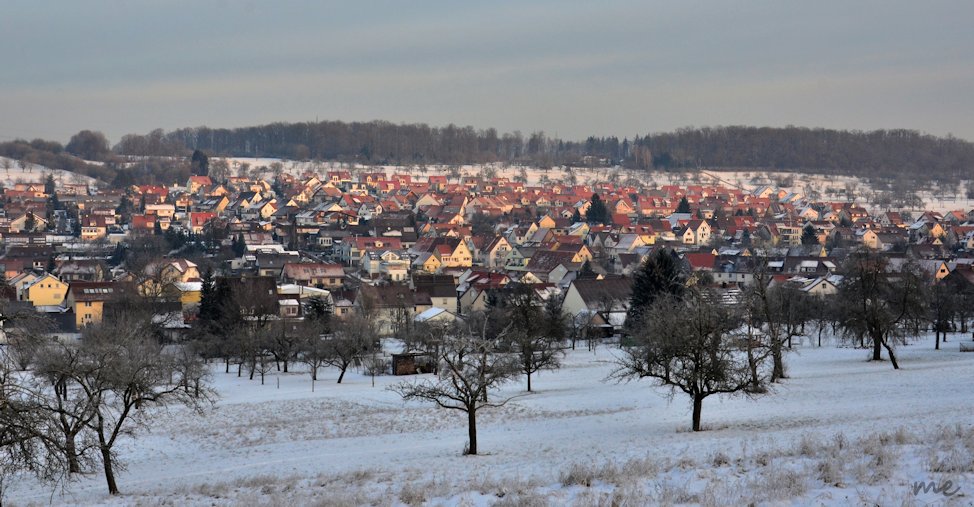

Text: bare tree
xmin=391 ymin=313 xmax=521 ymax=455
xmin=836 ymin=249 xmax=928 ymax=369
xmin=296 ymin=321 xmax=327 ymax=382
xmin=0 ymin=351 xmax=71 ymax=504
xmin=612 ymin=290 xmax=761 ymax=431
xmin=500 ymin=284 xmax=563 ymax=392
xmin=324 ymin=314 xmax=376 ymax=383
xmin=745 ymin=269 xmax=806 ymax=382
xmin=1 ymin=304 xmax=56 ymax=371
xmin=67 ymin=312 xmax=213 ymax=495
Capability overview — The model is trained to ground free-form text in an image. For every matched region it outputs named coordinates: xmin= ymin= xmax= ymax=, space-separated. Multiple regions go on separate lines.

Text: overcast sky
xmin=2 ymin=1 xmax=972 ymax=145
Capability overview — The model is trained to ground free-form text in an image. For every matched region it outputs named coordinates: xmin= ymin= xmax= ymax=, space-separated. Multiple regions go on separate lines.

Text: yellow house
xmin=415 ymin=252 xmax=442 ymax=273
xmin=140 ymin=259 xmax=202 ymax=298
xmin=66 ymin=282 xmax=126 ymax=328
xmin=536 ymin=215 xmax=557 ymax=229
xmin=21 ymin=274 xmax=68 ymax=307
xmin=435 ymin=241 xmax=473 ymax=268
xmin=174 ymin=281 xmax=202 ymax=306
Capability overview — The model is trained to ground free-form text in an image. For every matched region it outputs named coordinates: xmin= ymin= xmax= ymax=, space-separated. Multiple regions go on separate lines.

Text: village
xmin=1 ymin=161 xmax=973 ymax=340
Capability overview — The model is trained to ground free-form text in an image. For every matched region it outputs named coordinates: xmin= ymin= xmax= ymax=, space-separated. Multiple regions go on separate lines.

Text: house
xmin=679 ymin=220 xmax=712 ymax=245
xmin=21 ymin=273 xmax=68 ymax=307
xmin=65 ymin=281 xmax=126 ymax=328
xmin=281 ymin=263 xmax=345 ymax=288
xmin=413 ymin=274 xmax=458 ymax=312
xmin=561 ymin=276 xmax=632 ymax=333
xmin=356 ymin=284 xmax=428 ymax=335
xmin=56 ymin=259 xmax=107 ymax=282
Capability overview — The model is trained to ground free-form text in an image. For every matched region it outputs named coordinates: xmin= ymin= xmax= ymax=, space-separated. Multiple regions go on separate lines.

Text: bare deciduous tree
xmin=324 ymin=314 xmax=376 ymax=384
xmin=612 ymin=290 xmax=761 ymax=431
xmin=391 ymin=313 xmax=521 ymax=455
xmin=836 ymin=249 xmax=927 ymax=369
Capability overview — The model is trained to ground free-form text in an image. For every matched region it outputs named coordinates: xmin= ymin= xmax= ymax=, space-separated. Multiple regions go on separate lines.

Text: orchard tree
xmin=391 ymin=312 xmax=521 ymax=455
xmin=613 ymin=290 xmax=760 ymax=431
xmin=836 ymin=249 xmax=927 ymax=369
xmin=324 ymin=313 xmax=377 ymax=383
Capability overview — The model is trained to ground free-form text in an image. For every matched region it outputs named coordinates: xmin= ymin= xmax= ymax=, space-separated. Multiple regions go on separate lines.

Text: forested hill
xmin=148 ymin=123 xmax=974 ymax=182
xmin=4 ymin=123 xmax=973 ymax=187
xmin=636 ymin=127 xmax=974 ymax=181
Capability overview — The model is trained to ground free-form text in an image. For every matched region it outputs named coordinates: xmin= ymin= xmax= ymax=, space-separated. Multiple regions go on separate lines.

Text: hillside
xmin=130 ymin=122 xmax=974 ymax=183
xmin=7 ymin=334 xmax=974 ymax=506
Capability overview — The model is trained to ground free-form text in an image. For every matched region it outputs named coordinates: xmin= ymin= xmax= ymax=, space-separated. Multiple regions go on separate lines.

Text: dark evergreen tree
xmin=198 ymin=268 xmax=217 ymax=325
xmin=304 ymin=296 xmax=333 ymax=333
xmin=676 ymin=196 xmax=691 ymax=214
xmin=586 ymin=193 xmax=610 ymax=225
xmin=801 ymin=224 xmax=819 ymax=245
xmin=44 ymin=173 xmax=56 ymax=195
xmin=578 ymin=259 xmax=596 ymax=278
xmin=626 ymin=249 xmax=686 ymax=329
xmin=232 ymin=233 xmax=246 ymax=257
xmin=190 ymin=150 xmax=209 ymax=176
xmin=24 ymin=212 xmax=36 ymax=232
xmin=571 ymin=208 xmax=581 ymax=223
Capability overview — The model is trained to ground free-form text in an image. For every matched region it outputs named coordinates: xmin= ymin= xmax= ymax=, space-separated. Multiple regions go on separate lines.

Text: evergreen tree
xmin=801 ymin=224 xmax=819 ymax=245
xmin=578 ymin=259 xmax=596 ymax=278
xmin=626 ymin=249 xmax=686 ymax=329
xmin=24 ymin=212 xmax=36 ymax=232
xmin=741 ymin=229 xmax=752 ymax=247
xmin=586 ymin=193 xmax=610 ymax=225
xmin=571 ymin=208 xmax=581 ymax=223
xmin=44 ymin=173 xmax=56 ymax=195
xmin=232 ymin=233 xmax=247 ymax=257
xmin=190 ymin=150 xmax=209 ymax=176
xmin=676 ymin=196 xmax=691 ymax=214
xmin=198 ymin=268 xmax=217 ymax=325
xmin=304 ymin=296 xmax=333 ymax=333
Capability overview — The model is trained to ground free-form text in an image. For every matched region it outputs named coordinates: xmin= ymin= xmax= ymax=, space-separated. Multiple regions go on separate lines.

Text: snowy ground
xmin=0 ymin=156 xmax=96 ymax=188
xmin=8 ymin=333 xmax=974 ymax=506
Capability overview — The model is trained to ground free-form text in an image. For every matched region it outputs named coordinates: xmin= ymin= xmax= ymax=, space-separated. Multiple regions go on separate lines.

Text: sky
xmin=1 ymin=1 xmax=973 ymax=145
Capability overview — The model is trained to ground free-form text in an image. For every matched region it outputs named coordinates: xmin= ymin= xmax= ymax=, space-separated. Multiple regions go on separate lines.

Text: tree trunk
xmin=745 ymin=333 xmax=762 ymax=392
xmin=692 ymin=394 xmax=704 ymax=432
xmin=526 ymin=371 xmax=532 ymax=392
xmin=771 ymin=341 xmax=785 ymax=382
xmin=871 ymin=334 xmax=882 ymax=361
xmin=936 ymin=330 xmax=941 ymax=350
xmin=225 ymin=357 xmax=230 ymax=374
xmin=883 ymin=341 xmax=900 ymax=370
xmin=283 ymin=359 xmax=288 ymax=373
xmin=337 ymin=365 xmax=346 ymax=384
xmin=95 ymin=423 xmax=119 ymax=495
xmin=65 ymin=431 xmax=81 ymax=474
xmin=466 ymin=408 xmax=477 ymax=455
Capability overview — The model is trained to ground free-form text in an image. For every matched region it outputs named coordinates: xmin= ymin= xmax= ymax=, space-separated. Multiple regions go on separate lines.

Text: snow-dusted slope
xmin=0 ymin=156 xmax=96 ymax=187
xmin=8 ymin=334 xmax=974 ymax=506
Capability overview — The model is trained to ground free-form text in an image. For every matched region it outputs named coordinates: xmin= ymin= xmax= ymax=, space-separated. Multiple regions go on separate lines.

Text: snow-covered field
xmin=8 ymin=333 xmax=974 ymax=506
xmin=0 ymin=156 xmax=96 ymax=188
